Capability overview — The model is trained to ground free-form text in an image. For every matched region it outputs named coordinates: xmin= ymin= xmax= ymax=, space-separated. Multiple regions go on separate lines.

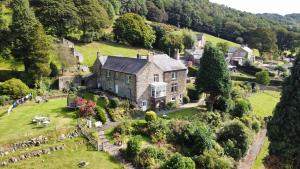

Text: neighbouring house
xmin=196 ymin=33 xmax=205 ymax=49
xmin=184 ymin=48 xmax=204 ymax=65
xmin=91 ymin=53 xmax=187 ymax=111
xmin=61 ymin=38 xmax=84 ymax=63
xmin=227 ymin=45 xmax=255 ymax=65
xmin=184 ymin=33 xmax=205 ymax=65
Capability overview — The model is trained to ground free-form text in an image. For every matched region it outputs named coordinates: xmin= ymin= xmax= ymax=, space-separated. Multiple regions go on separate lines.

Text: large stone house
xmin=92 ymin=53 xmax=187 ymax=111
xmin=227 ymin=45 xmax=255 ymax=65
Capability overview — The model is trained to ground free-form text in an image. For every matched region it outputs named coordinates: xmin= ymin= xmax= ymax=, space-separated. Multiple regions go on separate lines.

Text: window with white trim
xmin=154 ymin=74 xmax=159 ymax=82
xmin=171 ymin=83 xmax=178 ymax=92
xmin=171 ymin=72 xmax=177 ymax=80
xmin=106 ymin=70 xmax=110 ymax=78
xmin=126 ymin=75 xmax=131 ymax=84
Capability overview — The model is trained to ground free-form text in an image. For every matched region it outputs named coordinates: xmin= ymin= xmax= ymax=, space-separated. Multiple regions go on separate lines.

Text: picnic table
xmin=32 ymin=116 xmax=50 ymax=126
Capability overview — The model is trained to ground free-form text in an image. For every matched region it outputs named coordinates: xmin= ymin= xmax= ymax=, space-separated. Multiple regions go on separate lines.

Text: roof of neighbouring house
xmin=98 ymin=56 xmax=149 ymax=74
xmin=151 ymin=54 xmax=187 ymax=72
xmin=228 ymin=45 xmax=253 ymax=54
xmin=185 ymin=48 xmax=204 ymax=60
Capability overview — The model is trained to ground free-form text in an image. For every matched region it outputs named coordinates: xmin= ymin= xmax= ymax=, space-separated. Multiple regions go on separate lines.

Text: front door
xmin=115 ymin=84 xmax=119 ymax=94
xmin=142 ymin=100 xmax=147 ymax=111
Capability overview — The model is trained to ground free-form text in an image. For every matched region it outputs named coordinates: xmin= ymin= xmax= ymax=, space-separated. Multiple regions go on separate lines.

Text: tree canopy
xmin=196 ymin=44 xmax=232 ymax=110
xmin=267 ymin=54 xmax=300 ymax=168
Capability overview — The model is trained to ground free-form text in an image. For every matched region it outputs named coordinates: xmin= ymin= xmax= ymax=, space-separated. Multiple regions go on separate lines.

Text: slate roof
xmin=185 ymin=48 xmax=204 ymax=60
xmin=98 ymin=56 xmax=148 ymax=74
xmin=152 ymin=54 xmax=187 ymax=72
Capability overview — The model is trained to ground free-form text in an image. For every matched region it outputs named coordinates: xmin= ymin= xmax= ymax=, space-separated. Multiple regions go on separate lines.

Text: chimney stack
xmin=174 ymin=48 xmax=180 ymax=60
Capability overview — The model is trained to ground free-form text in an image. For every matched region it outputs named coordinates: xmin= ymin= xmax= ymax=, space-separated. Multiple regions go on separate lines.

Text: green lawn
xmin=75 ymin=41 xmax=149 ymax=66
xmin=0 ymin=98 xmax=77 ymax=144
xmin=253 ymin=139 xmax=270 ymax=169
xmin=2 ymin=138 xmax=122 ymax=169
xmin=248 ymin=91 xmax=280 ymax=118
xmin=167 ymin=107 xmax=202 ymax=119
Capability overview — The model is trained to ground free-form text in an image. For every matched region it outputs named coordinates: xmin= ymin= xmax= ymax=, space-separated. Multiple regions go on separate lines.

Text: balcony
xmin=150 ymin=82 xmax=167 ymax=98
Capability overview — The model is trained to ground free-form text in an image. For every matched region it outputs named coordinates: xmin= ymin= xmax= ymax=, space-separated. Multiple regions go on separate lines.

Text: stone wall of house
xmin=164 ymin=70 xmax=187 ymax=104
xmin=58 ymin=76 xmax=82 ymax=90
xmin=136 ymin=63 xmax=164 ymax=109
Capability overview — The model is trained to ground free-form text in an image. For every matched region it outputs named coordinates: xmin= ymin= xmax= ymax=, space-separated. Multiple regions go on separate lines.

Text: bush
xmin=0 ymin=78 xmax=30 ymax=99
xmin=108 ymin=107 xmax=130 ymax=121
xmin=126 ymin=135 xmax=142 ymax=160
xmin=240 ymin=114 xmax=263 ymax=133
xmin=162 ymin=153 xmax=195 ymax=169
xmin=96 ymin=107 xmax=107 ymax=124
xmin=98 ymin=96 xmax=110 ymax=107
xmin=0 ymin=95 xmax=10 ymax=106
xmin=237 ymin=65 xmax=263 ymax=76
xmin=77 ymin=100 xmax=96 ymax=118
xmin=255 ymin=71 xmax=271 ymax=85
xmin=231 ymin=99 xmax=251 ymax=117
xmin=168 ymin=121 xmax=214 ymax=155
xmin=50 ymin=62 xmax=59 ymax=77
xmin=147 ymin=119 xmax=169 ymax=143
xmin=183 ymin=96 xmax=190 ymax=104
xmin=114 ymin=121 xmax=134 ymax=136
xmin=145 ymin=111 xmax=157 ymax=122
xmin=110 ymin=97 xmax=120 ymax=108
xmin=194 ymin=149 xmax=234 ymax=169
xmin=213 ymin=97 xmax=234 ymax=113
xmin=166 ymin=101 xmax=177 ymax=110
xmin=188 ymin=66 xmax=198 ymax=77
xmin=137 ymin=147 xmax=167 ymax=168
xmin=217 ymin=120 xmax=252 ymax=160
xmin=187 ymin=88 xmax=200 ymax=101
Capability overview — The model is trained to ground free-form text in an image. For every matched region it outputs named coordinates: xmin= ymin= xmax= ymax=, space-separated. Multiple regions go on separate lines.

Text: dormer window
xmin=154 ymin=74 xmax=159 ymax=82
xmin=172 ymin=72 xmax=177 ymax=80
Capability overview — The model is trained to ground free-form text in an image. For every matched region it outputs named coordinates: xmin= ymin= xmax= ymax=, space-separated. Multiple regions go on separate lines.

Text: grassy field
xmin=2 ymin=138 xmax=122 ymax=169
xmin=75 ymin=41 xmax=149 ymax=66
xmin=204 ymin=33 xmax=260 ymax=56
xmin=0 ymin=98 xmax=77 ymax=144
xmin=248 ymin=91 xmax=280 ymax=118
xmin=253 ymin=139 xmax=270 ymax=169
xmin=167 ymin=107 xmax=202 ymax=119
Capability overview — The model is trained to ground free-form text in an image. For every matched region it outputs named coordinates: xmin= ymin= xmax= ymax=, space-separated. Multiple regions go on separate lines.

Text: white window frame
xmin=172 ymin=72 xmax=177 ymax=80
xmin=171 ymin=83 xmax=178 ymax=93
xmin=126 ymin=75 xmax=131 ymax=84
xmin=106 ymin=70 xmax=110 ymax=78
xmin=154 ymin=74 xmax=159 ymax=82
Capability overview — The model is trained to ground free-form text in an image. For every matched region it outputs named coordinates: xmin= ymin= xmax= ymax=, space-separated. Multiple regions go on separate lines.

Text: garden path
xmin=238 ymin=129 xmax=267 ymax=169
xmin=98 ymin=122 xmax=135 ymax=169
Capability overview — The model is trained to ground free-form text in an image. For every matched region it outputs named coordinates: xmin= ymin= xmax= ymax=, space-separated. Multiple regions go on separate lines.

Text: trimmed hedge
xmin=96 ymin=106 xmax=107 ymax=124
xmin=145 ymin=111 xmax=157 ymax=122
xmin=110 ymin=97 xmax=120 ymax=108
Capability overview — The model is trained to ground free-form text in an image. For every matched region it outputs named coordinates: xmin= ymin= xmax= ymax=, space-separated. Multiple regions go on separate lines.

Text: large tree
xmin=73 ymin=0 xmax=110 ymax=39
xmin=10 ymin=0 xmax=50 ymax=85
xmin=267 ymin=54 xmax=300 ymax=168
xmin=113 ymin=13 xmax=155 ymax=48
xmin=245 ymin=28 xmax=278 ymax=54
xmin=196 ymin=44 xmax=231 ymax=110
xmin=30 ymin=0 xmax=79 ymax=37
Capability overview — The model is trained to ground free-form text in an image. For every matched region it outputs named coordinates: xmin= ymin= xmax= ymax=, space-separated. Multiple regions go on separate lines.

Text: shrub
xmin=137 ymin=147 xmax=167 ymax=168
xmin=0 ymin=95 xmax=10 ymax=106
xmin=147 ymin=118 xmax=169 ymax=143
xmin=255 ymin=71 xmax=270 ymax=85
xmin=237 ymin=65 xmax=263 ymax=76
xmin=98 ymin=96 xmax=109 ymax=107
xmin=183 ymin=96 xmax=190 ymax=104
xmin=187 ymin=88 xmax=201 ymax=101
xmin=145 ymin=111 xmax=157 ymax=122
xmin=240 ymin=114 xmax=262 ymax=133
xmin=213 ymin=97 xmax=235 ymax=113
xmin=50 ymin=62 xmax=59 ymax=77
xmin=168 ymin=121 xmax=214 ymax=155
xmin=91 ymin=94 xmax=99 ymax=102
xmin=0 ymin=78 xmax=30 ymax=99
xmin=217 ymin=120 xmax=252 ymax=160
xmin=194 ymin=149 xmax=234 ymax=169
xmin=231 ymin=99 xmax=251 ymax=117
xmin=96 ymin=107 xmax=107 ymax=124
xmin=166 ymin=101 xmax=177 ymax=110
xmin=188 ymin=66 xmax=198 ymax=77
xmin=110 ymin=97 xmax=120 ymax=108
xmin=108 ymin=107 xmax=129 ymax=121
xmin=77 ymin=100 xmax=96 ymax=118
xmin=114 ymin=121 xmax=134 ymax=136
xmin=162 ymin=153 xmax=195 ymax=169
xmin=126 ymin=135 xmax=142 ymax=160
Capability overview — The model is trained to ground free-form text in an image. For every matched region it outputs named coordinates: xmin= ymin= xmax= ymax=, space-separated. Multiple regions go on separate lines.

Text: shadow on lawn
xmin=54 ymin=107 xmax=78 ymax=119
xmin=0 ymin=70 xmax=24 ymax=82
